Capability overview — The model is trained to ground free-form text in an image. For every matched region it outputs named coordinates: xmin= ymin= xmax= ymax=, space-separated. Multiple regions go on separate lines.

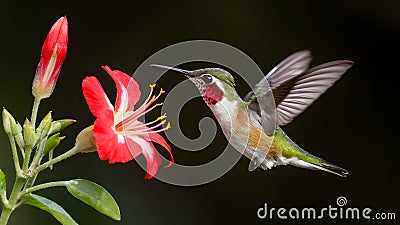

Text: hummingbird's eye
xmin=201 ymin=74 xmax=213 ymax=84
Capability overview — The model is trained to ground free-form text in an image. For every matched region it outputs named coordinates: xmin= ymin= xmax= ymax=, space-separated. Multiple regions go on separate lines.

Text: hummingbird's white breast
xmin=195 ymin=78 xmax=278 ymax=170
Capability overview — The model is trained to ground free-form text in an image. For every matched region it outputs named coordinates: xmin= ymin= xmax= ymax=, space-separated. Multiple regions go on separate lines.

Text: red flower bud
xmin=32 ymin=16 xmax=68 ymax=99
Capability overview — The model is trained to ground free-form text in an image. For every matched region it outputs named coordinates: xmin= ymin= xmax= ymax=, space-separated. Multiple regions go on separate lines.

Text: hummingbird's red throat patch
xmin=204 ymin=84 xmax=223 ymax=105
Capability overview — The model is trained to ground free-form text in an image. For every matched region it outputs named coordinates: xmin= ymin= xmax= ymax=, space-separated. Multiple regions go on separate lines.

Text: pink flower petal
xmin=128 ymin=136 xmax=162 ymax=179
xmin=140 ymin=131 xmax=174 ymax=167
xmin=125 ymin=137 xmax=144 ymax=158
xmin=82 ymin=66 xmax=173 ymax=179
xmin=92 ymin=110 xmax=134 ymax=163
xmin=82 ymin=76 xmax=114 ymax=117
xmin=102 ymin=65 xmax=140 ymax=111
xmin=143 ymin=145 xmax=162 ymax=179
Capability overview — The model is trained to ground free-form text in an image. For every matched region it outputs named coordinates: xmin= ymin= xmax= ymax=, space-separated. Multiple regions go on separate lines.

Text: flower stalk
xmin=0 ymin=16 xmax=73 ymax=225
xmin=0 ymin=14 xmax=165 ymax=225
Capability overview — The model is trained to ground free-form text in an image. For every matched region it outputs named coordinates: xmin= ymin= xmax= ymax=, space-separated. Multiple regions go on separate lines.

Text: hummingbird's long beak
xmin=150 ymin=64 xmax=194 ymax=77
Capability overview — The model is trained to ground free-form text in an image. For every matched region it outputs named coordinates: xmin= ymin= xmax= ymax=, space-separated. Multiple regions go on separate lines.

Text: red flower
xmin=82 ymin=66 xmax=173 ymax=178
xmin=32 ymin=16 xmax=68 ymax=99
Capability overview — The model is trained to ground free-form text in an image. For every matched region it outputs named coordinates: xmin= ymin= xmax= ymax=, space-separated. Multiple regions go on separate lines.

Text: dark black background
xmin=1 ymin=1 xmax=399 ymax=224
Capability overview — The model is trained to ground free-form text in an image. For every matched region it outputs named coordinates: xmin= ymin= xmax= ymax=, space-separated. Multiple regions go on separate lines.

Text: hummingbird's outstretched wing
xmin=244 ymin=51 xmax=353 ymax=127
xmin=263 ymin=50 xmax=313 ymax=89
xmin=243 ymin=50 xmax=312 ymax=135
xmin=270 ymin=60 xmax=353 ymax=126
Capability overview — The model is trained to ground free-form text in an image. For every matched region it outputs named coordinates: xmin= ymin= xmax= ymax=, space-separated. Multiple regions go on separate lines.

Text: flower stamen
xmin=115 ymin=86 xmax=167 ymax=133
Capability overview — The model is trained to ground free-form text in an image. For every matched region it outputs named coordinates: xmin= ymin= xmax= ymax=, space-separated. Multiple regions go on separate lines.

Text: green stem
xmin=29 ymin=139 xmax=46 ymax=172
xmin=0 ymin=192 xmax=7 ymax=206
xmin=0 ymin=207 xmax=11 ymax=225
xmin=30 ymin=97 xmax=41 ymax=127
xmin=31 ymin=145 xmax=80 ymax=177
xmin=19 ymin=181 xmax=67 ymax=197
xmin=0 ymin=177 xmax=26 ymax=225
xmin=7 ymin=135 xmax=22 ymax=177
xmin=0 ymin=145 xmax=80 ymax=224
xmin=22 ymin=145 xmax=33 ymax=174
xmin=24 ymin=175 xmax=37 ymax=190
xmin=0 ymin=98 xmax=42 ymax=224
xmin=22 ymin=97 xmax=41 ymax=177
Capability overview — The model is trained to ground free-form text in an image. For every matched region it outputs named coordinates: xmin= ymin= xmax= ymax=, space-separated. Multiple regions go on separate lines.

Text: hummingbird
xmin=151 ymin=50 xmax=353 ymax=177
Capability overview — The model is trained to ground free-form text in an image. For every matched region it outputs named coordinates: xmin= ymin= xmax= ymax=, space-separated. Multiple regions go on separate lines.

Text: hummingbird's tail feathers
xmin=319 ymin=161 xmax=349 ymax=177
xmin=285 ymin=156 xmax=348 ymax=177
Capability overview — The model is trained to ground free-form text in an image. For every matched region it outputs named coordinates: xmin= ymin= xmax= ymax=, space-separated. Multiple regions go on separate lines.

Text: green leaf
xmin=0 ymin=169 xmax=6 ymax=192
xmin=65 ymin=179 xmax=120 ymax=220
xmin=21 ymin=194 xmax=78 ymax=225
